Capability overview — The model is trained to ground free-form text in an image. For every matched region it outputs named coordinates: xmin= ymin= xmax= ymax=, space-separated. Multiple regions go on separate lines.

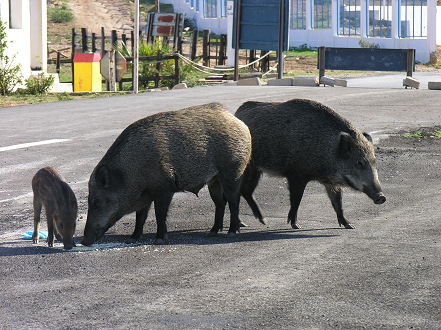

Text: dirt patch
xmin=68 ymin=0 xmax=133 ymax=33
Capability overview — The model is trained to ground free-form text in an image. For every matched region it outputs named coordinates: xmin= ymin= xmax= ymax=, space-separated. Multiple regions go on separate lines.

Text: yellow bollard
xmin=73 ymin=53 xmax=102 ymax=92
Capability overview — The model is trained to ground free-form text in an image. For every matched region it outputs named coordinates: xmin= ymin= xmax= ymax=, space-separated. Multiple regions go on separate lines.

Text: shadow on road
xmin=0 ymin=228 xmax=341 ymax=257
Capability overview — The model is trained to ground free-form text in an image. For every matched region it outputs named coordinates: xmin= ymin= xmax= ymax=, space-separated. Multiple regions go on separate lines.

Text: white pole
xmin=134 ymin=0 xmax=140 ymax=94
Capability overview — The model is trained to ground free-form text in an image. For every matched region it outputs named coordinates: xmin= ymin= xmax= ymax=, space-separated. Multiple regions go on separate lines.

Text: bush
xmin=359 ymin=39 xmax=380 ymax=49
xmin=117 ymin=39 xmax=203 ymax=89
xmin=0 ymin=20 xmax=23 ymax=95
xmin=24 ymin=73 xmax=55 ymax=95
xmin=48 ymin=5 xmax=74 ymax=23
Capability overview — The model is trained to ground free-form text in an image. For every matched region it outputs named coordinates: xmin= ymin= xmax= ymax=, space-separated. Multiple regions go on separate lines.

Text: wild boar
xmin=32 ymin=167 xmax=78 ymax=250
xmin=82 ymin=102 xmax=251 ymax=246
xmin=235 ymin=98 xmax=386 ymax=229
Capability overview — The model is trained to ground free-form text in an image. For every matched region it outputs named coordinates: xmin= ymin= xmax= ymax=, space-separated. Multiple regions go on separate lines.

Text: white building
xmin=0 ymin=0 xmax=47 ymax=79
xmin=161 ymin=0 xmax=439 ymax=64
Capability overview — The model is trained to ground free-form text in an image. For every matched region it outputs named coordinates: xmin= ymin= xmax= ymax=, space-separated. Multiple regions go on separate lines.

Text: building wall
xmin=436 ymin=6 xmax=441 ymax=46
xmin=0 ymin=0 xmax=46 ymax=80
xmin=161 ymin=0 xmax=228 ymax=34
xmin=164 ymin=0 xmax=438 ymax=64
xmin=30 ymin=0 xmax=47 ymax=71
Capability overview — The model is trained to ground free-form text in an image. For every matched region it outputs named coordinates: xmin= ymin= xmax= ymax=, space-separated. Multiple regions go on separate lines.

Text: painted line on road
xmin=0 ymin=139 xmax=71 ymax=152
xmin=0 ymin=192 xmax=33 ymax=204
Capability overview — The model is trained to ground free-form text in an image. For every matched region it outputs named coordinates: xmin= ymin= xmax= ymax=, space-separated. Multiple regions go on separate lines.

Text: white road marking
xmin=0 ymin=139 xmax=71 ymax=152
xmin=0 ymin=192 xmax=33 ymax=204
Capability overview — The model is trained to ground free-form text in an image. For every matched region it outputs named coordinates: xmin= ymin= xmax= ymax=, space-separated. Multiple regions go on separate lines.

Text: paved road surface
xmin=1 ymin=84 xmax=440 ymax=328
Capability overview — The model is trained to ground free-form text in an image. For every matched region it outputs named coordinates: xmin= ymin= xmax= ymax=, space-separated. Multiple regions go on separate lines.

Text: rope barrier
xmin=176 ymin=51 xmax=272 ymax=72
xmin=176 ymin=52 xmax=284 ymax=79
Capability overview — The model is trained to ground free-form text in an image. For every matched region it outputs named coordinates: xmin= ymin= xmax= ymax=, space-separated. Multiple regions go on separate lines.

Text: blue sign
xmin=233 ymin=0 xmax=289 ymax=51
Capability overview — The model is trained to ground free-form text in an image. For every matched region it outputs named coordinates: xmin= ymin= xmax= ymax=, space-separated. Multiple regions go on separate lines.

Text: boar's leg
xmin=241 ymin=166 xmax=265 ymax=225
xmin=325 ymin=185 xmax=354 ymax=229
xmin=128 ymin=202 xmax=152 ymax=242
xmin=32 ymin=196 xmax=42 ymax=244
xmin=208 ymin=177 xmax=226 ymax=235
xmin=153 ymin=193 xmax=173 ymax=244
xmin=219 ymin=176 xmax=242 ymax=237
xmin=54 ymin=221 xmax=63 ymax=242
xmin=287 ymin=176 xmax=308 ymax=229
xmin=45 ymin=207 xmax=56 ymax=247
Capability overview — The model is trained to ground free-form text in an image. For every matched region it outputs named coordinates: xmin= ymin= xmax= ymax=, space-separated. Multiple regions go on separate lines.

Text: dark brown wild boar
xmin=235 ymin=98 xmax=386 ymax=229
xmin=32 ymin=167 xmax=78 ymax=250
xmin=82 ymin=102 xmax=251 ymax=246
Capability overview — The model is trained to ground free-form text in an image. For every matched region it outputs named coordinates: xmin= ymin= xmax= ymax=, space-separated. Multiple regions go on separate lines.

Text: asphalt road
xmin=1 ymin=83 xmax=441 ymax=329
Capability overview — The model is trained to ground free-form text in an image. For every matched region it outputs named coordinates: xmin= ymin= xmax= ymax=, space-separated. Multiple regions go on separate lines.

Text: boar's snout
xmin=374 ymin=193 xmax=386 ymax=204
xmin=363 ymin=185 xmax=386 ymax=205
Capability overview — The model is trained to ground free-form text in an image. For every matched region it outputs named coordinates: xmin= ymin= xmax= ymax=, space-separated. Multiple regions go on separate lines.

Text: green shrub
xmin=359 ymin=39 xmax=380 ymax=49
xmin=0 ymin=20 xmax=23 ymax=95
xmin=24 ymin=73 xmax=55 ymax=95
xmin=117 ymin=39 xmax=203 ymax=89
xmin=48 ymin=5 xmax=74 ymax=23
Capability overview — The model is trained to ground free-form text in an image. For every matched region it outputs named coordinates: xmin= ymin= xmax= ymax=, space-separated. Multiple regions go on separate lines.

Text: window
xmin=291 ymin=0 xmax=307 ymax=29
xmin=338 ymin=0 xmax=360 ymax=36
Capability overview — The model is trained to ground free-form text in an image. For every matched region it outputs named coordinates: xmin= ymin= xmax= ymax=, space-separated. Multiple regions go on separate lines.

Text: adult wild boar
xmin=235 ymin=98 xmax=386 ymax=229
xmin=82 ymin=102 xmax=251 ymax=246
xmin=32 ymin=167 xmax=78 ymax=250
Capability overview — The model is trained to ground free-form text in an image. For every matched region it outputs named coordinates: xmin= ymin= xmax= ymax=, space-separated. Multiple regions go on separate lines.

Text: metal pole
xmin=134 ymin=0 xmax=139 ymax=93
xmin=234 ymin=0 xmax=241 ymax=81
xmin=278 ymin=0 xmax=284 ymax=79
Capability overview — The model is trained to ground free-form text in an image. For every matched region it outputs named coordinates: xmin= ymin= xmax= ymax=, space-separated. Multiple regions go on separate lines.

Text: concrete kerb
xmin=403 ymin=77 xmax=420 ymax=89
xmin=236 ymin=77 xmax=263 ymax=86
xmin=266 ymin=77 xmax=319 ymax=87
xmin=428 ymin=81 xmax=441 ymax=90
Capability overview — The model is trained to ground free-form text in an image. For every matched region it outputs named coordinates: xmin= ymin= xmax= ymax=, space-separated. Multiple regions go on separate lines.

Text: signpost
xmin=232 ymin=0 xmax=289 ymax=80
xmin=101 ymin=50 xmax=127 ymax=91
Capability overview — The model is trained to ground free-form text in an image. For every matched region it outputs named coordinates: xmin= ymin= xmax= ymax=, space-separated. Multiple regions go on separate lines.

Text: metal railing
xmin=313 ymin=0 xmax=331 ymax=29
xmin=291 ymin=0 xmax=307 ymax=29
xmin=204 ymin=0 xmax=218 ymax=18
xmin=398 ymin=0 xmax=427 ymax=38
xmin=368 ymin=0 xmax=392 ymax=37
xmin=338 ymin=0 xmax=361 ymax=36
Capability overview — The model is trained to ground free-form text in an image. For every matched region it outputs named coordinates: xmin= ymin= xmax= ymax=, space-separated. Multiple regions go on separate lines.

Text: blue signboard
xmin=233 ymin=0 xmax=289 ymax=51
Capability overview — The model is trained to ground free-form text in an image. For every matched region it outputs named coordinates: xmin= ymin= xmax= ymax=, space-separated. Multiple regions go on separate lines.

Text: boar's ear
xmin=96 ymin=165 xmax=111 ymax=188
xmin=337 ymin=132 xmax=354 ymax=159
xmin=96 ymin=165 xmax=124 ymax=189
xmin=363 ymin=132 xmax=373 ymax=143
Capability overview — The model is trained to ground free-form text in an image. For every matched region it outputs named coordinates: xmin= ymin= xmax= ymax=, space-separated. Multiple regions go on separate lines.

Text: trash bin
xmin=73 ymin=53 xmax=102 ymax=92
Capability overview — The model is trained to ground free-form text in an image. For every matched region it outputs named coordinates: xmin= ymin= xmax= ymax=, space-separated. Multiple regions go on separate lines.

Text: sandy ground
xmin=69 ymin=0 xmax=134 ymax=33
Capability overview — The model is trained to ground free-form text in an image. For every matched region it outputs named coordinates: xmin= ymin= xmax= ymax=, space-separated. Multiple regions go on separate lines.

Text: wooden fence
xmin=47 ymin=27 xmax=276 ymax=90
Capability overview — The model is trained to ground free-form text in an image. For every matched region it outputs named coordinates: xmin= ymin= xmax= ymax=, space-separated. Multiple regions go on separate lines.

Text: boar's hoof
xmin=125 ymin=237 xmax=139 ymax=244
xmin=227 ymin=230 xmax=239 ymax=238
xmin=239 ymin=221 xmax=248 ymax=227
xmin=207 ymin=231 xmax=219 ymax=237
xmin=343 ymin=223 xmax=355 ymax=229
xmin=153 ymin=237 xmax=169 ymax=245
xmin=289 ymin=221 xmax=300 ymax=229
xmin=258 ymin=218 xmax=266 ymax=225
